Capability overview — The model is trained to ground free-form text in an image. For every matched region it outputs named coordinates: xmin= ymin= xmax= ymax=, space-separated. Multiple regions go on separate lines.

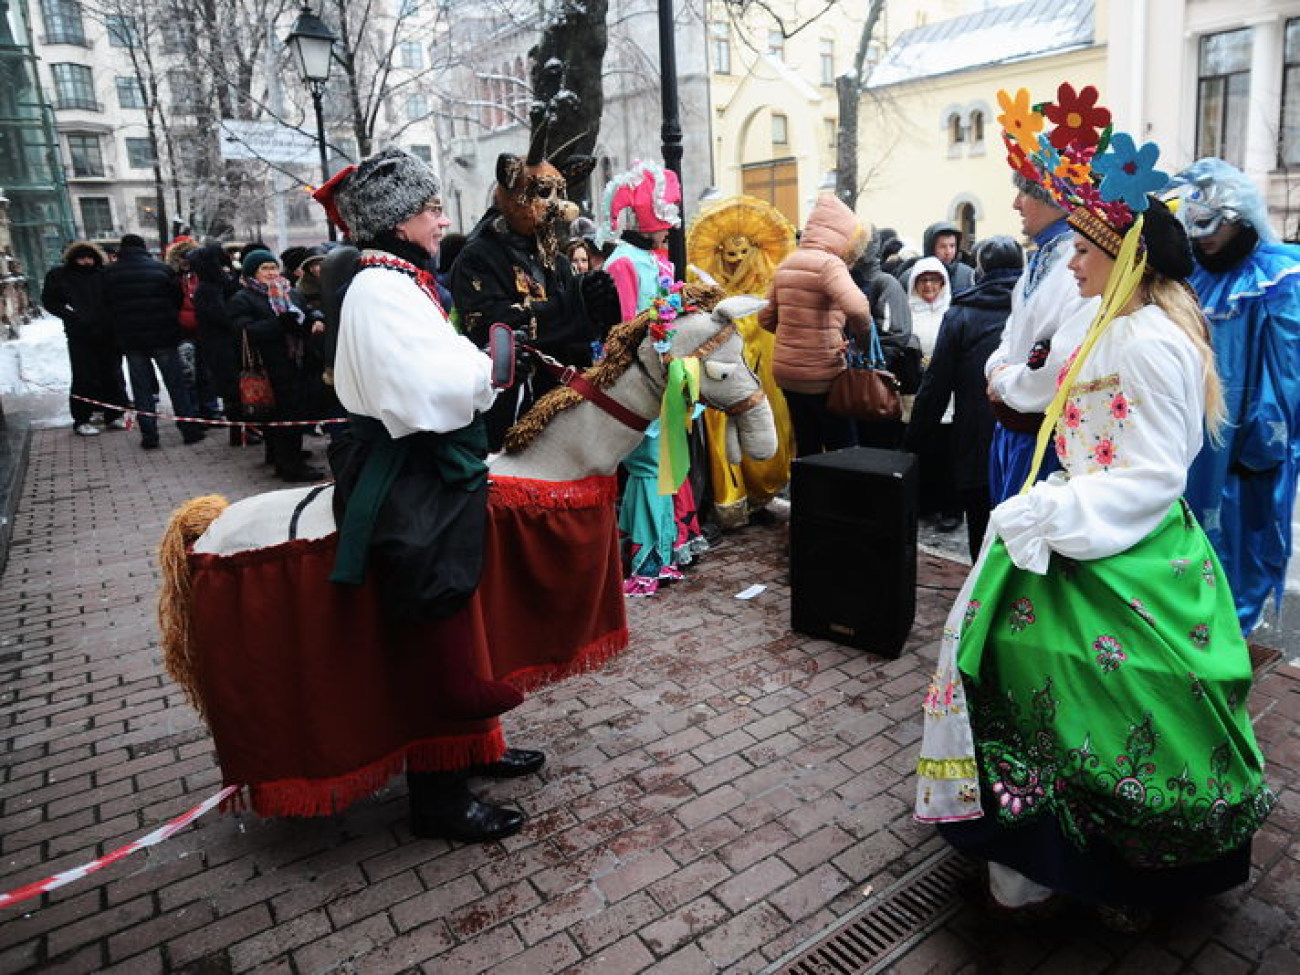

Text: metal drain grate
xmin=764 ymin=848 xmax=977 ymax=975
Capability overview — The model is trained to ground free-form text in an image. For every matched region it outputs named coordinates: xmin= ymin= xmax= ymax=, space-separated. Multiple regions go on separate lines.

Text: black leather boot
xmin=407 ymin=771 xmax=526 ymax=843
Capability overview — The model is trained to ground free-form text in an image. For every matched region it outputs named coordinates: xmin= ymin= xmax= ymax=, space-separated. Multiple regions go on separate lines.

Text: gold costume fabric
xmin=687 ymin=196 xmax=797 ymax=527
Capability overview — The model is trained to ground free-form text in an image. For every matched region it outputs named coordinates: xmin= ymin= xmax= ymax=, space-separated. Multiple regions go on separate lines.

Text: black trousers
xmin=66 ymin=333 xmax=129 ymax=425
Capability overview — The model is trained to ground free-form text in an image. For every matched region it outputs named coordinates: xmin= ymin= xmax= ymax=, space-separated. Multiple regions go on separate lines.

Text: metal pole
xmin=657 ymin=0 xmax=685 ymax=280
xmin=312 ymin=83 xmax=337 ymax=241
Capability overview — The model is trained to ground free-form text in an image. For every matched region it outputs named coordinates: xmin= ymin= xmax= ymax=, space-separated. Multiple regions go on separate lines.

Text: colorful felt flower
xmin=1093 ymin=132 xmax=1167 ymax=213
xmin=1030 ymin=134 xmax=1062 ymax=175
xmin=1043 ymin=83 xmax=1111 ymax=150
xmin=1003 ymin=133 xmax=1039 ymax=182
xmin=997 ymin=88 xmax=1045 ymax=153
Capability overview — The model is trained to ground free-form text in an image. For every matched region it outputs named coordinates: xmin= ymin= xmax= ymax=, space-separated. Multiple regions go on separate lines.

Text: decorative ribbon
xmin=1018 ymin=213 xmax=1148 ymax=495
xmin=657 ymin=356 xmax=699 ymax=495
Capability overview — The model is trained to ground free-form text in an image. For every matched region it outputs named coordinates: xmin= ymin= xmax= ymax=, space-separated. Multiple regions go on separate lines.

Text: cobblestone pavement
xmin=2 ymin=423 xmax=1299 ymax=974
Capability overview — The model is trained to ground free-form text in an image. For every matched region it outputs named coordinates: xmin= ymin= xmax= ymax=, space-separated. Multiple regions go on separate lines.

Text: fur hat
xmin=313 ymin=148 xmax=441 ymax=243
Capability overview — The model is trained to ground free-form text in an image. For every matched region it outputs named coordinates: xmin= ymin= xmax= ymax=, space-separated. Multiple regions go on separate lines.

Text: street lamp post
xmin=285 ymin=5 xmax=338 ymax=241
xmin=657 ymin=0 xmax=685 ymax=280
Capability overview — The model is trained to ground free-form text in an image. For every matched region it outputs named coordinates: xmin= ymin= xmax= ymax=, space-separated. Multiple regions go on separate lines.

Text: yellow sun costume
xmin=686 ymin=196 xmax=796 ymax=529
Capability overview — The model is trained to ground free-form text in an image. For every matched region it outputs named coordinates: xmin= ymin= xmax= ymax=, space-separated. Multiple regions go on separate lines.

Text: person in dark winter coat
xmin=41 ymin=241 xmax=130 ymax=435
xmin=227 ymin=250 xmax=321 ymax=481
xmin=450 ymin=151 xmax=622 ymax=451
xmin=905 ymin=236 xmax=1024 ymax=558
xmin=851 ymin=231 xmax=915 ymax=449
xmin=900 ymin=220 xmax=976 ymax=293
xmin=289 ymin=248 xmax=347 ymax=437
xmin=101 ymin=233 xmax=205 ymax=449
xmin=188 ymin=243 xmax=258 ymax=447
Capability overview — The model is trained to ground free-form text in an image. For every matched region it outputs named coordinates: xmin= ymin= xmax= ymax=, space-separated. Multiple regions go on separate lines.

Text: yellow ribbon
xmin=658 ymin=357 xmax=700 ymax=495
xmin=1019 ymin=214 xmax=1148 ymax=495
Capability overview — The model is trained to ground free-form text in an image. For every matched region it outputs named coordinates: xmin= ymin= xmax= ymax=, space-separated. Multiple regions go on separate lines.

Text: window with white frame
xmin=825 ymin=118 xmax=837 ymax=149
xmin=125 ymin=137 xmax=154 ymax=169
xmin=116 ymin=76 xmax=145 ymax=109
xmin=399 ymin=41 xmax=422 ymax=69
xmin=40 ymin=0 xmax=85 ymax=45
xmin=768 ymin=30 xmax=784 ymax=60
xmin=1197 ymin=27 xmax=1252 ymax=168
xmin=772 ymin=112 xmax=788 ymax=145
xmin=66 ymin=133 xmax=103 ymax=177
xmin=51 ymin=63 xmax=96 ymax=110
xmin=106 ymin=14 xmax=138 ymax=47
xmin=406 ymin=93 xmax=429 ymax=121
xmin=710 ymin=22 xmax=730 ymax=74
xmin=135 ymin=196 xmax=156 ymax=228
xmin=820 ymin=38 xmax=835 ymax=87
xmin=409 ymin=144 xmax=432 ymax=163
xmin=79 ymin=197 xmax=113 ymax=238
xmin=1281 ymin=19 xmax=1300 ymax=166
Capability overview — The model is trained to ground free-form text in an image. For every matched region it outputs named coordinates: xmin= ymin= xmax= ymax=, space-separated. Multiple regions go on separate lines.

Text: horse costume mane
xmin=503 ymin=281 xmax=725 ymax=452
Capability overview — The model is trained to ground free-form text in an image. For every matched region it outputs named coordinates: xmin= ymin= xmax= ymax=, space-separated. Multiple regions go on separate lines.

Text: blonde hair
xmin=1143 ymin=274 xmax=1225 ymax=442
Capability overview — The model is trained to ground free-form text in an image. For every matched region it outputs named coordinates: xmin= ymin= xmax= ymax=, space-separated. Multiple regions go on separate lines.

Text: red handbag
xmin=239 ymin=332 xmax=276 ymax=419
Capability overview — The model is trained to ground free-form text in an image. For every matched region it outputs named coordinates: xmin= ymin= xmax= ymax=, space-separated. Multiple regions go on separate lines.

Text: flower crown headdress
xmin=998 ymin=83 xmax=1167 ymax=257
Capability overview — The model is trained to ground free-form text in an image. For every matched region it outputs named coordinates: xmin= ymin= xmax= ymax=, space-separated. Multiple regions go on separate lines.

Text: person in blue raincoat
xmin=1166 ymin=158 xmax=1300 ymax=632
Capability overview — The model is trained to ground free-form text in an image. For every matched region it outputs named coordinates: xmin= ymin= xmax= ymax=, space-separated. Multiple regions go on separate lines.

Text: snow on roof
xmin=867 ymin=0 xmax=1094 ymax=88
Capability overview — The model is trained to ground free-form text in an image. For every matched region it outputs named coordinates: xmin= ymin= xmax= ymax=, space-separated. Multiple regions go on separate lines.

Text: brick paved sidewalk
xmin=1 ymin=424 xmax=1299 ymax=974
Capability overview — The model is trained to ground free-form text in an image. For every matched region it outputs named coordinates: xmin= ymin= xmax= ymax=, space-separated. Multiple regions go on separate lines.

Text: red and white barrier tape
xmin=67 ymin=391 xmax=345 ymax=429
xmin=0 ymin=784 xmax=239 ymax=910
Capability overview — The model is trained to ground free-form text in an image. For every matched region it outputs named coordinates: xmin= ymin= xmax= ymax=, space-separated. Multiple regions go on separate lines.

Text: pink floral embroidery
xmin=1110 ymin=392 xmax=1128 ymax=419
xmin=1055 ymin=433 xmax=1068 ymax=460
xmin=1064 ymin=401 xmax=1082 ymax=428
xmin=1093 ymin=438 xmax=1115 ymax=467
xmin=1008 ymin=597 xmax=1036 ymax=634
xmin=1093 ymin=634 xmax=1127 ymax=673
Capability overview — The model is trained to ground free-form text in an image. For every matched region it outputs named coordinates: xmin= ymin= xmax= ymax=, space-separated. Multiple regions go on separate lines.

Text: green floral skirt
xmin=956 ymin=501 xmax=1274 ymax=870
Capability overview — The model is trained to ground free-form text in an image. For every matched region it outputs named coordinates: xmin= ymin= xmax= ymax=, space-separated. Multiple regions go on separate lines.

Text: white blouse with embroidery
xmin=988 ymin=303 xmax=1206 ymax=574
xmin=334 ymin=267 xmax=497 ymax=439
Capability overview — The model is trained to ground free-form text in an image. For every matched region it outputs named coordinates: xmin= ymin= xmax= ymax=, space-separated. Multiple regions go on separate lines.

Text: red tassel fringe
xmin=504 ymin=626 xmax=630 ymax=692
xmin=235 ymin=726 xmax=507 ymax=818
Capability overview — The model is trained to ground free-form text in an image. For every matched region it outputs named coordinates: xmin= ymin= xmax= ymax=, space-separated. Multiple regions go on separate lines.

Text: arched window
xmin=969 ymin=110 xmax=984 ymax=144
xmin=949 ymin=114 xmax=965 ymax=144
xmin=957 ymin=202 xmax=977 ymax=244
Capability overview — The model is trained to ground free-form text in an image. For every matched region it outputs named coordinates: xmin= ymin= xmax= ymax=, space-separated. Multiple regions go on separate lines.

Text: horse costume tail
xmin=157 ymin=494 xmax=228 ymax=717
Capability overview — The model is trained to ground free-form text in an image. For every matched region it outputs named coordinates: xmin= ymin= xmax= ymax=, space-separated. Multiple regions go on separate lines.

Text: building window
xmin=949 ymin=114 xmax=965 ymax=145
xmin=969 ymin=110 xmax=985 ymax=145
xmin=66 ymin=133 xmax=103 ymax=177
xmin=406 ymin=93 xmax=429 ymax=121
xmin=768 ymin=30 xmax=784 ymax=60
xmin=820 ymin=38 xmax=835 ymax=87
xmin=1282 ymin=20 xmax=1300 ymax=165
xmin=409 ymin=144 xmax=432 ymax=163
xmin=710 ymin=22 xmax=730 ymax=74
xmin=106 ymin=14 xmax=138 ymax=47
xmin=116 ymin=76 xmax=145 ymax=109
xmin=160 ymin=21 xmax=186 ymax=54
xmin=125 ymin=137 xmax=155 ymax=169
xmin=79 ymin=197 xmax=113 ymax=238
xmin=1197 ymin=27 xmax=1252 ymax=168
xmin=168 ymin=68 xmax=201 ymax=113
xmin=135 ymin=196 xmax=157 ymax=229
xmin=51 ymin=63 xmax=97 ymax=111
xmin=772 ymin=112 xmax=788 ymax=145
xmin=824 ymin=118 xmax=837 ymax=149
xmin=398 ymin=0 xmax=421 ymax=16
xmin=40 ymin=0 xmax=85 ymax=45
xmin=399 ymin=41 xmax=422 ymax=69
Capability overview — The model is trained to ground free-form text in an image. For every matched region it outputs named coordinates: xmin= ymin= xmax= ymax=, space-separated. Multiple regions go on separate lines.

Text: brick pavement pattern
xmin=2 ymin=424 xmax=1300 ymax=974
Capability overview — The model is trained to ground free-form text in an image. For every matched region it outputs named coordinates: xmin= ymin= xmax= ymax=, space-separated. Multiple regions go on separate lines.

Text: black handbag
xmin=880 ymin=330 xmax=924 ymax=395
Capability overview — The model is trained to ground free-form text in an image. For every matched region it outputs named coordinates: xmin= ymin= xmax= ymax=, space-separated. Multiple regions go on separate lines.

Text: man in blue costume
xmin=983 ymin=172 xmax=1096 ymax=502
xmin=1167 ymin=159 xmax=1300 ymax=632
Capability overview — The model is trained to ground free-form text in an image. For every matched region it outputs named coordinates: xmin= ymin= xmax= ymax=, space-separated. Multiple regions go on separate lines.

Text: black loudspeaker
xmin=790 ymin=446 xmax=918 ymax=657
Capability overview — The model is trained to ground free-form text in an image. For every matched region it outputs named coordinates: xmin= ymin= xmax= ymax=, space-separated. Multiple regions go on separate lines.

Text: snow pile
xmin=0 ymin=315 xmax=69 ymax=397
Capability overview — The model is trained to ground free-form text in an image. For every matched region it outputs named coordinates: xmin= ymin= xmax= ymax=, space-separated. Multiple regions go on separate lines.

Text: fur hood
xmin=61 ymin=240 xmax=108 ymax=267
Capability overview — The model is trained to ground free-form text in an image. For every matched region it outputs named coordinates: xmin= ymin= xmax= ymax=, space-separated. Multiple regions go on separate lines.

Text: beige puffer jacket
xmin=758 ymin=194 xmax=872 ymax=394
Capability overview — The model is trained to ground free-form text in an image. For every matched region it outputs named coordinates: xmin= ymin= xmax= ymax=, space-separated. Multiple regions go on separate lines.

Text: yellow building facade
xmin=853 ymin=1 xmax=1109 ymax=249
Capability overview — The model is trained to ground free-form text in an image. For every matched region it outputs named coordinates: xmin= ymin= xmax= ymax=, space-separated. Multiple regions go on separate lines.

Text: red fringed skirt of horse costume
xmin=173 ymin=262 xmax=628 ymax=817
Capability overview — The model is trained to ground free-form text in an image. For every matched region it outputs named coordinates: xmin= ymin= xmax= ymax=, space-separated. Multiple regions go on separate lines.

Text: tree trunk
xmin=528 ymin=0 xmax=608 ymax=209
xmin=835 ymin=0 xmax=887 ymax=209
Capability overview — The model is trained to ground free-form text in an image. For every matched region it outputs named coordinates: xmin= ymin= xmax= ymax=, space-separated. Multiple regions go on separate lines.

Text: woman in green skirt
xmin=915 ymin=85 xmax=1275 ymax=923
